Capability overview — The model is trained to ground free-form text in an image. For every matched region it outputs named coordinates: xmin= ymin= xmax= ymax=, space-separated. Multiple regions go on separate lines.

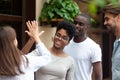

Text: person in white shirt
xmin=64 ymin=13 xmax=102 ymax=80
xmin=0 ymin=21 xmax=51 ymax=80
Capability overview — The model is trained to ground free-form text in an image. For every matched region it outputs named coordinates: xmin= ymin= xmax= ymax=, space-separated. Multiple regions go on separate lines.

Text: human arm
xmin=92 ymin=45 xmax=102 ymax=80
xmin=93 ymin=61 xmax=103 ymax=80
xmin=25 ymin=20 xmax=42 ymax=44
xmin=66 ymin=59 xmax=75 ymax=80
xmin=21 ymin=20 xmax=41 ymax=54
xmin=21 ymin=20 xmax=43 ymax=55
xmin=22 ymin=21 xmax=44 ymax=54
xmin=25 ymin=20 xmax=50 ymax=56
xmin=25 ymin=42 xmax=51 ymax=71
xmin=25 ymin=20 xmax=51 ymax=71
xmin=21 ymin=37 xmax=34 ymax=54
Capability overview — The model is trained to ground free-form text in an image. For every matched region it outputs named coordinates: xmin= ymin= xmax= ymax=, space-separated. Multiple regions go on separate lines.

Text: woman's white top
xmin=0 ymin=42 xmax=51 ymax=80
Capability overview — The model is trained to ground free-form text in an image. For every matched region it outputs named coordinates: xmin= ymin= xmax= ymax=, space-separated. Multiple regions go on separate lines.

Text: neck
xmin=49 ymin=47 xmax=64 ymax=56
xmin=73 ymin=35 xmax=87 ymax=43
xmin=116 ymin=30 xmax=120 ymax=39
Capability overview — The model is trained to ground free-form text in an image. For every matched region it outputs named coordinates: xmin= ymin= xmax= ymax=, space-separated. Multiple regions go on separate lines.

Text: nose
xmin=75 ymin=23 xmax=79 ymax=28
xmin=57 ymin=36 xmax=62 ymax=41
xmin=104 ymin=20 xmax=107 ymax=25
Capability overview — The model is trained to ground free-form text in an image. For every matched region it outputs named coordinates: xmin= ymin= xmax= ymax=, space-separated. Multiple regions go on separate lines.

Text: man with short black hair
xmin=64 ymin=13 xmax=102 ymax=80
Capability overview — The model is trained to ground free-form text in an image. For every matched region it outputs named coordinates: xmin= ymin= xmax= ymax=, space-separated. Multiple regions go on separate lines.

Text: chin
xmin=54 ymin=44 xmax=60 ymax=48
xmin=55 ymin=46 xmax=61 ymax=50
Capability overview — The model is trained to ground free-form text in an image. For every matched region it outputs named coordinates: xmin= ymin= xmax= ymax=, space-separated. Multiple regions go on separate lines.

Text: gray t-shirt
xmin=36 ymin=55 xmax=74 ymax=80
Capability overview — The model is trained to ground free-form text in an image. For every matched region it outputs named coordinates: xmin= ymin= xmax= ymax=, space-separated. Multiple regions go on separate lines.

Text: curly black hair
xmin=56 ymin=21 xmax=76 ymax=41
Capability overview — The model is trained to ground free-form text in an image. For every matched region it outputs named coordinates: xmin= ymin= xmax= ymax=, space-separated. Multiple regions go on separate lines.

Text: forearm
xmin=25 ymin=21 xmax=49 ymax=56
xmin=93 ymin=62 xmax=103 ymax=80
xmin=94 ymin=74 xmax=102 ymax=80
xmin=36 ymin=42 xmax=51 ymax=56
xmin=94 ymin=76 xmax=102 ymax=80
xmin=21 ymin=38 xmax=35 ymax=54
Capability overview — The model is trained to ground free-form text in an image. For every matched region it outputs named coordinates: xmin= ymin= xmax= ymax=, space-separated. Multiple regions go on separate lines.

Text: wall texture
xmin=36 ymin=0 xmax=56 ymax=48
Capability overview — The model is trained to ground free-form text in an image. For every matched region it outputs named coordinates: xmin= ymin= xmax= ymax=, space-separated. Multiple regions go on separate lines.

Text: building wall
xmin=36 ymin=0 xmax=56 ymax=48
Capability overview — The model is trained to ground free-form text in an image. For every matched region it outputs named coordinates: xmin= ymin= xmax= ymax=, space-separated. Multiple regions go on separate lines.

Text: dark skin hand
xmin=21 ymin=38 xmax=34 ymax=54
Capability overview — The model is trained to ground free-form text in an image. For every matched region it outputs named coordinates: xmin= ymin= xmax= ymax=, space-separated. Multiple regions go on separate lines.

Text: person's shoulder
xmin=67 ymin=56 xmax=75 ymax=67
xmin=66 ymin=56 xmax=75 ymax=62
xmin=87 ymin=37 xmax=101 ymax=49
xmin=87 ymin=37 xmax=99 ymax=45
xmin=63 ymin=54 xmax=74 ymax=60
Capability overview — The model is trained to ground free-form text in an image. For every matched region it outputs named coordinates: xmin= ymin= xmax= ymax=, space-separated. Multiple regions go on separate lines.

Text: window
xmin=0 ymin=0 xmax=22 ymax=15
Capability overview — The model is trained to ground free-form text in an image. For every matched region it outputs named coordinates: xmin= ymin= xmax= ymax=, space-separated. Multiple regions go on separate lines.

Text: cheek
xmin=14 ymin=39 xmax=18 ymax=47
xmin=53 ymin=37 xmax=57 ymax=42
xmin=76 ymin=27 xmax=83 ymax=32
xmin=108 ymin=20 xmax=113 ymax=25
xmin=115 ymin=18 xmax=120 ymax=28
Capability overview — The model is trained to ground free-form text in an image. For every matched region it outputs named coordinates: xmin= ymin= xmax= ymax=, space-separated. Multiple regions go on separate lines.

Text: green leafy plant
xmin=39 ymin=0 xmax=80 ymax=23
xmin=88 ymin=0 xmax=118 ymax=15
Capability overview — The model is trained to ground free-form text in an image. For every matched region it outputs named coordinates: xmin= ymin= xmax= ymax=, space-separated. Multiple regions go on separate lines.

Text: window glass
xmin=0 ymin=0 xmax=22 ymax=15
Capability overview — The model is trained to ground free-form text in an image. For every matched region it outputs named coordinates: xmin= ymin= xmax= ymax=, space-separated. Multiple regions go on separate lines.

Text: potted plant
xmin=39 ymin=0 xmax=80 ymax=26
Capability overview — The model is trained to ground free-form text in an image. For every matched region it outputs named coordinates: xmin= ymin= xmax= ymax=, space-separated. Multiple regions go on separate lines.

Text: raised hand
xmin=26 ymin=20 xmax=44 ymax=44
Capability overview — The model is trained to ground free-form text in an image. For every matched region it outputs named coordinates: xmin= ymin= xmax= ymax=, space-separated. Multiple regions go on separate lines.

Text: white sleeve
xmin=27 ymin=42 xmax=50 ymax=56
xmin=25 ymin=42 xmax=51 ymax=72
xmin=26 ymin=55 xmax=51 ymax=72
xmin=91 ymin=45 xmax=102 ymax=63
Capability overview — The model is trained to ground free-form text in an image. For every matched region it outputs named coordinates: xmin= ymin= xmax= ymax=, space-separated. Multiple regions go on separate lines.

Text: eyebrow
xmin=56 ymin=33 xmax=68 ymax=37
xmin=104 ymin=16 xmax=108 ymax=20
xmin=74 ymin=20 xmax=84 ymax=23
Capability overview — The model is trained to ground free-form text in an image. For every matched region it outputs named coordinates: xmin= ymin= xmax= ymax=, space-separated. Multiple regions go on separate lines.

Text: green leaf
xmin=48 ymin=11 xmax=54 ymax=18
xmin=89 ymin=2 xmax=97 ymax=14
xmin=39 ymin=0 xmax=80 ymax=22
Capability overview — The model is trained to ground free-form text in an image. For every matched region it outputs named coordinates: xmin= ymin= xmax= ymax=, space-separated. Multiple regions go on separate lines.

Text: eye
xmin=55 ymin=33 xmax=61 ymax=37
xmin=62 ymin=36 xmax=69 ymax=41
xmin=78 ymin=22 xmax=85 ymax=26
xmin=74 ymin=20 xmax=78 ymax=25
xmin=55 ymin=33 xmax=69 ymax=41
xmin=74 ymin=20 xmax=85 ymax=26
xmin=105 ymin=17 xmax=109 ymax=21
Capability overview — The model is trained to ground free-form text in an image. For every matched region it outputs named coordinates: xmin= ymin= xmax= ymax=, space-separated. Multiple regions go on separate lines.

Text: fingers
xmin=26 ymin=20 xmax=38 ymax=30
xmin=39 ymin=31 xmax=45 ymax=36
xmin=25 ymin=30 xmax=45 ymax=36
xmin=25 ymin=20 xmax=44 ymax=43
xmin=26 ymin=20 xmax=44 ymax=37
xmin=26 ymin=21 xmax=32 ymax=31
xmin=25 ymin=30 xmax=31 ymax=36
xmin=32 ymin=21 xmax=38 ymax=27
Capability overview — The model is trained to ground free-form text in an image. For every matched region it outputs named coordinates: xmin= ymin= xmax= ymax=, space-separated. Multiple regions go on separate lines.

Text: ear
xmin=13 ymin=38 xmax=18 ymax=47
xmin=116 ymin=14 xmax=120 ymax=21
xmin=115 ymin=14 xmax=120 ymax=27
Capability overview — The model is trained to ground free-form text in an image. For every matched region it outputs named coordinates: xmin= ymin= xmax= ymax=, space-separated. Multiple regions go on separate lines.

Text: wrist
xmin=34 ymin=37 xmax=41 ymax=44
